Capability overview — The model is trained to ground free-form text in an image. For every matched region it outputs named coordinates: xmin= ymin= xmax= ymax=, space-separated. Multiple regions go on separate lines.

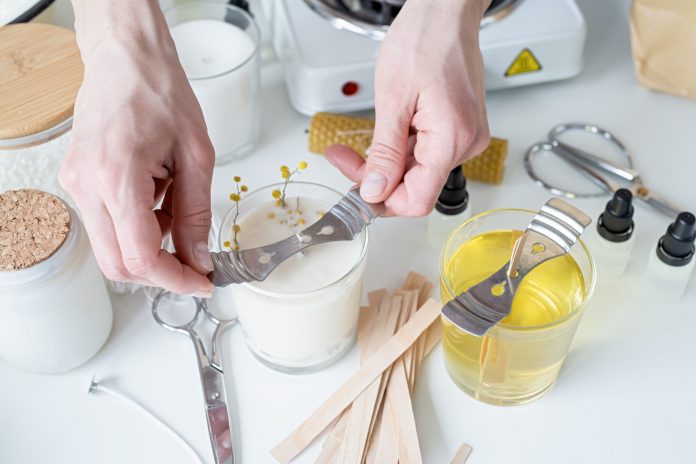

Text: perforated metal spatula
xmin=209 ymin=188 xmax=385 ymax=287
xmin=442 ymin=198 xmax=592 ymax=336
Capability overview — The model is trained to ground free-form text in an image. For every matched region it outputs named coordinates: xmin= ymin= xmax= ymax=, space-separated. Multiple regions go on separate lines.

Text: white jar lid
xmin=0 ymin=23 xmax=82 ymax=149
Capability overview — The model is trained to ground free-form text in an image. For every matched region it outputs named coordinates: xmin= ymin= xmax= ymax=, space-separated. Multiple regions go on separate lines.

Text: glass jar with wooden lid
xmin=0 ymin=22 xmax=82 ymax=199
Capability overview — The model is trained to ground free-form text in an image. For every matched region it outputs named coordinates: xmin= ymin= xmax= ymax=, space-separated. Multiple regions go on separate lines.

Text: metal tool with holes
xmin=525 ymin=123 xmax=683 ymax=218
xmin=151 ymin=291 xmax=239 ymax=464
xmin=442 ymin=198 xmax=592 ymax=336
xmin=208 ymin=188 xmax=385 ymax=287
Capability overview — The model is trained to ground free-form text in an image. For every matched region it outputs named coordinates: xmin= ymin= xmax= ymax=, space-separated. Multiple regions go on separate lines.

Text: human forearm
xmin=406 ymin=0 xmax=492 ymax=23
xmin=71 ymin=0 xmax=174 ymax=62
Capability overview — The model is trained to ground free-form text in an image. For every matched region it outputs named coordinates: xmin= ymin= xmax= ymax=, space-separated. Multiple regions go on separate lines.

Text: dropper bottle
xmin=427 ymin=166 xmax=471 ymax=249
xmin=644 ymin=211 xmax=696 ymax=302
xmin=590 ymin=188 xmax=635 ymax=279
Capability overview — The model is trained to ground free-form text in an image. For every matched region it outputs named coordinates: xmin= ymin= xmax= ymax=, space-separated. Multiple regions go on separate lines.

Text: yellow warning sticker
xmin=504 ymin=48 xmax=542 ymax=77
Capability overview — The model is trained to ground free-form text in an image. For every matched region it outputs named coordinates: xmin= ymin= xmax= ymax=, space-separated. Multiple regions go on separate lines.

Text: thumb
xmin=171 ymin=146 xmax=215 ymax=275
xmin=361 ymin=110 xmax=411 ymax=203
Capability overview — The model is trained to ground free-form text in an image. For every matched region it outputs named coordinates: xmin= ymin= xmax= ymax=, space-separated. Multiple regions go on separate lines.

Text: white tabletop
xmin=3 ymin=0 xmax=696 ymax=462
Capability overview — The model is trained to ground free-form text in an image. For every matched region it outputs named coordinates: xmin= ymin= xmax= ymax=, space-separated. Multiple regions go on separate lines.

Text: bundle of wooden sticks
xmin=271 ymin=272 xmax=473 ymax=464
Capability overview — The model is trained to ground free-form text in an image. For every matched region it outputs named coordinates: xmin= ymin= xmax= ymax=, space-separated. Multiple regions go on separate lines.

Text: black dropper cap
xmin=597 ymin=188 xmax=635 ymax=242
xmin=656 ymin=211 xmax=696 ymax=266
xmin=435 ymin=166 xmax=469 ymax=215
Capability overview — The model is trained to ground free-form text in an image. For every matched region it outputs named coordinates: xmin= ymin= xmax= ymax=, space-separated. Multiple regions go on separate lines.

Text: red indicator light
xmin=342 ymin=81 xmax=359 ymax=96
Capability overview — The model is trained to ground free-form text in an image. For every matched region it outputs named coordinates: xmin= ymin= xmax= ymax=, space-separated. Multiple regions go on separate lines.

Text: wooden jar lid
xmin=0 ymin=23 xmax=83 ymax=141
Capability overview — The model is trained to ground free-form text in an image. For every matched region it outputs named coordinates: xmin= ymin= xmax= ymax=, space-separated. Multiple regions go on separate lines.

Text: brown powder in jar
xmin=0 ymin=189 xmax=71 ymax=271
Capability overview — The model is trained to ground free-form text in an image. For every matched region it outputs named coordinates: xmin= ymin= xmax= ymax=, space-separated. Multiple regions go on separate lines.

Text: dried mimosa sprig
xmin=272 ymin=161 xmax=307 ymax=208
xmin=223 ymin=176 xmax=248 ymax=250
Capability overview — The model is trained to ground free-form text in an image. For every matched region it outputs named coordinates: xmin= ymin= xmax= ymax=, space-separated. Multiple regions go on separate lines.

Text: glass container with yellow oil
xmin=440 ymin=209 xmax=595 ymax=405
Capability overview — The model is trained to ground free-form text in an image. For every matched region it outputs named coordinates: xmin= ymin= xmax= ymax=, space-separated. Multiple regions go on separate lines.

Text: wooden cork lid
xmin=0 ymin=23 xmax=83 ymax=141
xmin=0 ymin=189 xmax=71 ymax=271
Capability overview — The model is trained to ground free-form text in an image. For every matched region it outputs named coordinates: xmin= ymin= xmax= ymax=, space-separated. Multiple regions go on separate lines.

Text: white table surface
xmin=3 ymin=0 xmax=696 ymax=462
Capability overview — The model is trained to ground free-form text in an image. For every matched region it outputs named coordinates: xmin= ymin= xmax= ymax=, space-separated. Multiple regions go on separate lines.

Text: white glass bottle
xmin=427 ymin=166 xmax=471 ymax=249
xmin=0 ymin=190 xmax=113 ymax=374
xmin=589 ymin=189 xmax=635 ymax=279
xmin=643 ymin=212 xmax=696 ymax=302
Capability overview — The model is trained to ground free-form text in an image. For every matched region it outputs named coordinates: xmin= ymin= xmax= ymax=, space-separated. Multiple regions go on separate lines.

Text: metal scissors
xmin=524 ymin=123 xmax=683 ymax=218
xmin=152 ymin=290 xmax=238 ymax=464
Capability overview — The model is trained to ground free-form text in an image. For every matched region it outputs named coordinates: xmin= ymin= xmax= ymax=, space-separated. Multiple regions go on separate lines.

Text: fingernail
xmin=360 ymin=171 xmax=387 ymax=198
xmin=193 ymin=241 xmax=214 ymax=273
xmin=194 ymin=290 xmax=213 ymax=299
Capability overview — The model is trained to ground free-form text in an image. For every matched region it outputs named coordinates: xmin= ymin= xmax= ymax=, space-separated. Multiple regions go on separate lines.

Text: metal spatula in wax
xmin=442 ymin=198 xmax=592 ymax=336
xmin=209 ymin=188 xmax=385 ymax=287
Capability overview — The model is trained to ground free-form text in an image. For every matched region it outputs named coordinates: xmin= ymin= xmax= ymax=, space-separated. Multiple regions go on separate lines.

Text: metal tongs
xmin=442 ymin=198 xmax=592 ymax=336
xmin=209 ymin=188 xmax=385 ymax=287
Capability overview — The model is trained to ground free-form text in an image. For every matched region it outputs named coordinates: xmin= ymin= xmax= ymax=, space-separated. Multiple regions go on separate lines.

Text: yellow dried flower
xmin=232 ymin=224 xmax=241 ymax=233
xmin=272 ymin=189 xmax=282 ymax=199
xmin=298 ymin=161 xmax=308 ymax=170
xmin=276 ymin=199 xmax=283 ymax=207
xmin=234 ymin=176 xmax=241 ymax=183
xmin=267 ymin=212 xmax=276 ymax=219
xmin=240 ymin=185 xmax=248 ymax=192
xmin=297 ymin=218 xmax=306 ymax=225
xmin=229 ymin=193 xmax=241 ymax=202
xmin=223 ymin=240 xmax=231 ymax=248
xmin=234 ymin=245 xmax=240 ymax=251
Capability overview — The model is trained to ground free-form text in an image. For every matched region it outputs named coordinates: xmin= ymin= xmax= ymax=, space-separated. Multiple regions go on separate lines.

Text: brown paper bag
xmin=629 ymin=0 xmax=696 ymax=99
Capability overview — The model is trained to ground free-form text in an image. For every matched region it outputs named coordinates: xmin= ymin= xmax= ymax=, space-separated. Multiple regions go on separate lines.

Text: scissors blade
xmin=551 ymin=140 xmax=640 ymax=183
xmin=201 ymin=366 xmax=235 ymax=464
xmin=550 ymin=144 xmax=619 ymax=194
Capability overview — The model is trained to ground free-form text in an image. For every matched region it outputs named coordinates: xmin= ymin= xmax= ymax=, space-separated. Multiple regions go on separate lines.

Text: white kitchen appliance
xmin=266 ymin=0 xmax=586 ymax=115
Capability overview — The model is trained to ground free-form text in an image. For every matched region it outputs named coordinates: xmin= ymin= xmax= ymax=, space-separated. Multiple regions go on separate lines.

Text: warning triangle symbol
xmin=504 ymin=48 xmax=542 ymax=77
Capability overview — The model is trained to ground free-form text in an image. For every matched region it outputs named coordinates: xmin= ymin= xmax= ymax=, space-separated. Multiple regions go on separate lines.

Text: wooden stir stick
xmin=270 ymin=299 xmax=443 ymax=463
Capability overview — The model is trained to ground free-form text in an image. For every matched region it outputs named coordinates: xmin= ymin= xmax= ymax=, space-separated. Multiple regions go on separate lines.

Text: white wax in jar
xmin=170 ymin=19 xmax=259 ymax=161
xmin=228 ymin=196 xmax=365 ymax=368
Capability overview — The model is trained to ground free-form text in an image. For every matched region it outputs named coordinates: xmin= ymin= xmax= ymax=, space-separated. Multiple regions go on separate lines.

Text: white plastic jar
xmin=0 ymin=189 xmax=113 ymax=374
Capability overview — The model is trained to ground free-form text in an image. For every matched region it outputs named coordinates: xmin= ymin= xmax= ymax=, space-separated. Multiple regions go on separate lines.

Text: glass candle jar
xmin=217 ymin=182 xmax=368 ymax=373
xmin=439 ymin=209 xmax=595 ymax=405
xmin=0 ymin=23 xmax=82 ymax=200
xmin=166 ymin=2 xmax=261 ymax=165
xmin=0 ymin=189 xmax=113 ymax=374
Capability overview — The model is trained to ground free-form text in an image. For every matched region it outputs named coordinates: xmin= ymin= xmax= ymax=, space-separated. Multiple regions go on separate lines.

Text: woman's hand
xmin=61 ymin=0 xmax=214 ymax=296
xmin=326 ymin=0 xmax=491 ymax=216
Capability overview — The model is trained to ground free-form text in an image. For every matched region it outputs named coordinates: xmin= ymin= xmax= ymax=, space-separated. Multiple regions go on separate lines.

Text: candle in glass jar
xmin=220 ymin=186 xmax=367 ymax=373
xmin=169 ymin=14 xmax=260 ymax=163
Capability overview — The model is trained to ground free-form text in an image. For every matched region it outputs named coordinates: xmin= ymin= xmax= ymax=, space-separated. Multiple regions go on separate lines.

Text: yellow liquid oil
xmin=440 ymin=230 xmax=586 ymax=404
